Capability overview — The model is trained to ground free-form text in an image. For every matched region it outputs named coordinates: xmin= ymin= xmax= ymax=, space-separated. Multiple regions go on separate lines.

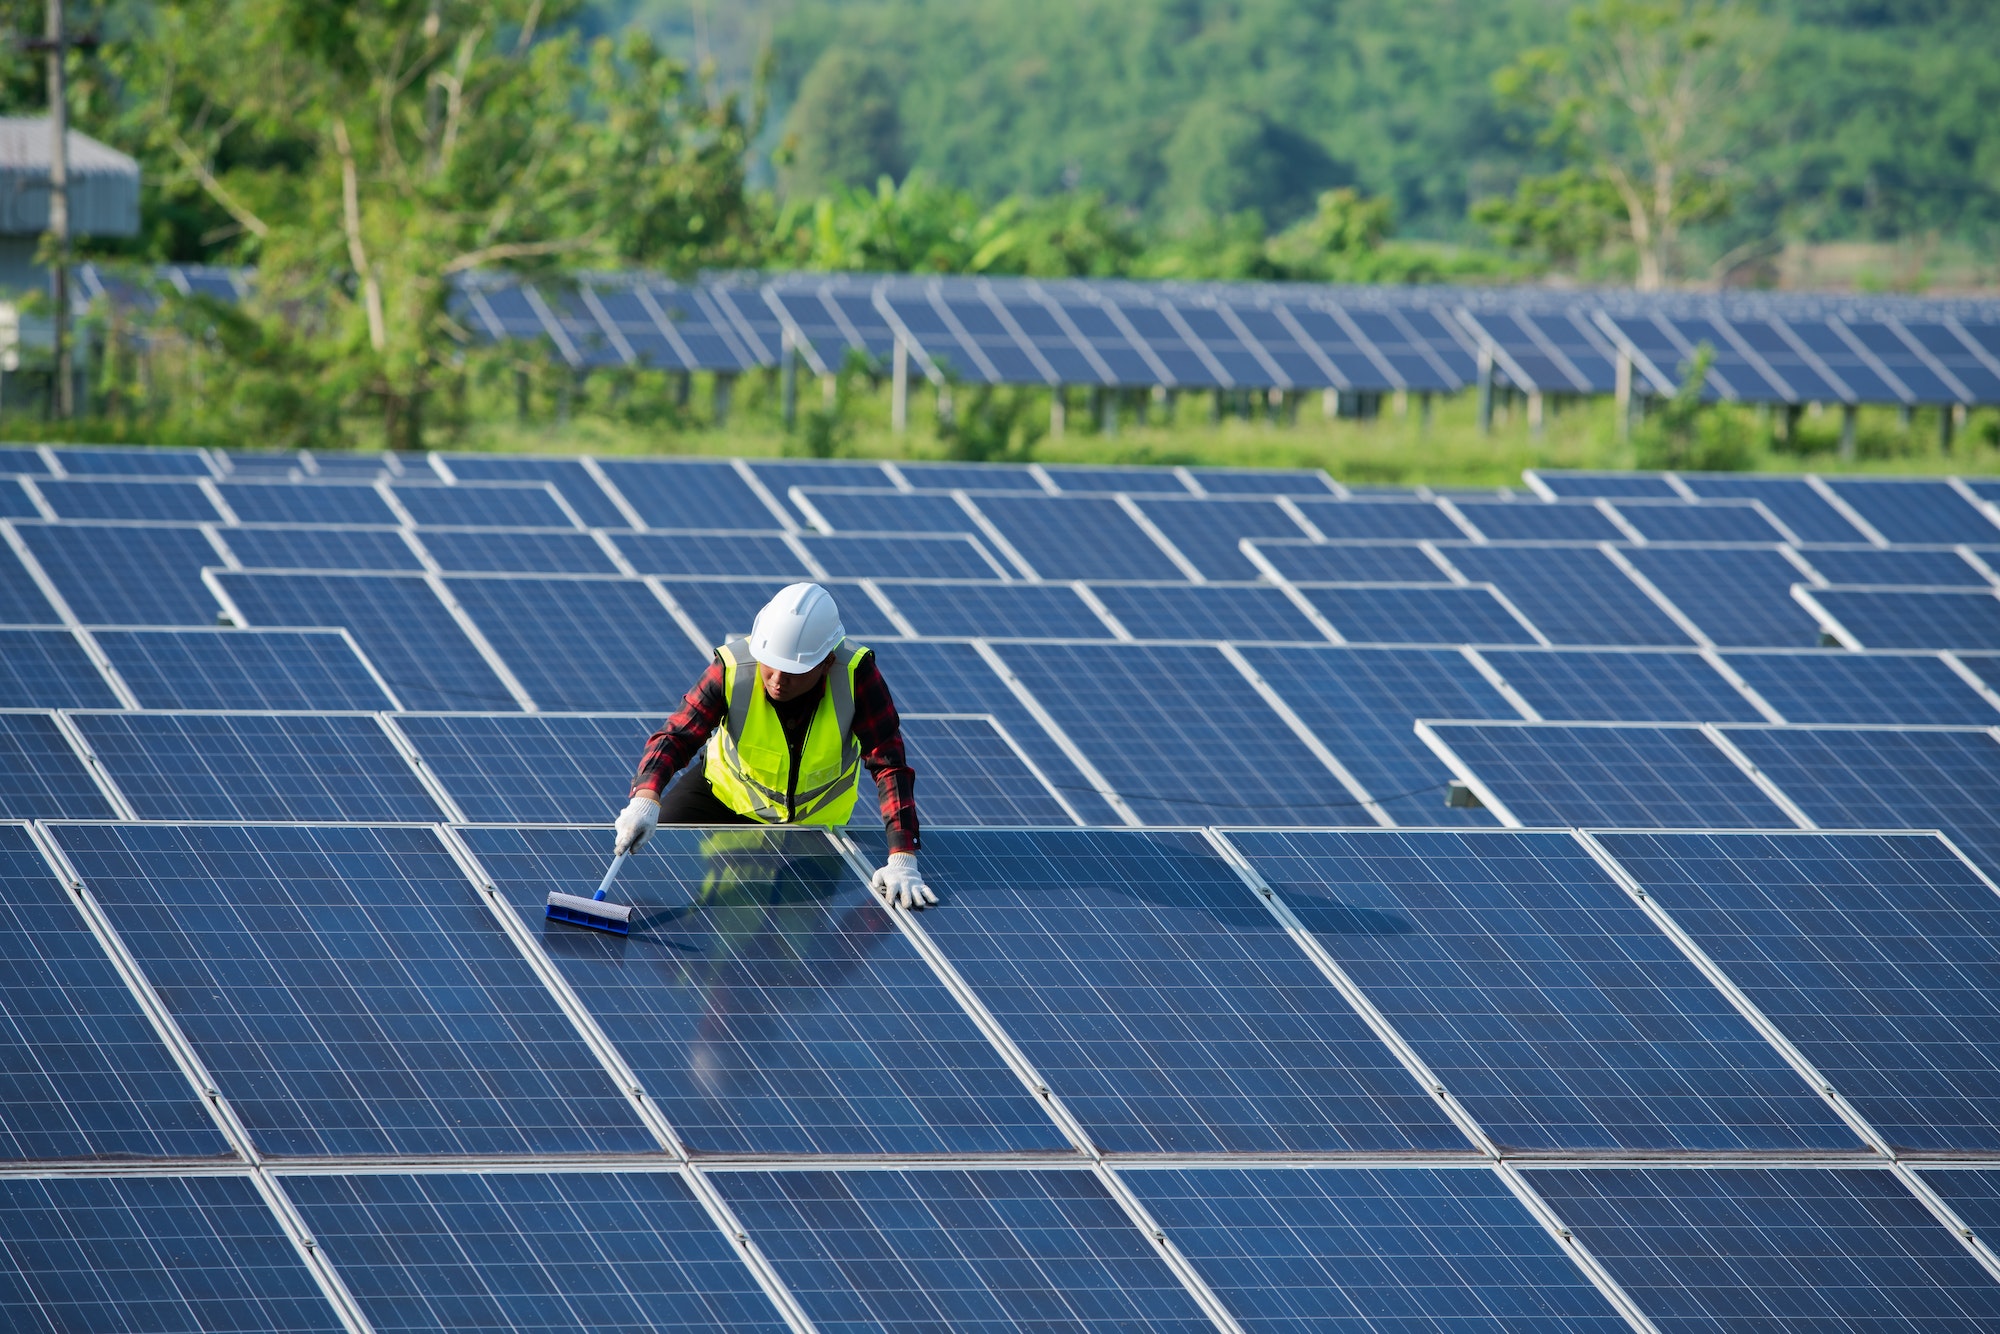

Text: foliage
xmin=1631 ymin=343 xmax=1756 ymax=470
xmin=934 ymin=385 xmax=1045 ymax=464
xmin=775 ymin=46 xmax=905 ymax=197
xmin=1471 ymin=167 xmax=1627 ymax=270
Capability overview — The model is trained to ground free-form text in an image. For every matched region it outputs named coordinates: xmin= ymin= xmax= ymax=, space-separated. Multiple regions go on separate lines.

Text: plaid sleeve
xmin=631 ymin=658 xmax=727 ymax=796
xmin=852 ymin=650 xmax=920 ymax=854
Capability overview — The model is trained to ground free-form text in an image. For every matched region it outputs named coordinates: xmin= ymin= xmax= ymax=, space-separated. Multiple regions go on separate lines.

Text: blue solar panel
xmin=748 ymin=460 xmax=895 ymax=499
xmin=798 ymin=532 xmax=1007 ymax=579
xmin=221 ymin=525 xmax=423 ymax=571
xmin=1813 ymin=587 xmax=2000 ymax=649
xmin=1293 ymin=498 xmax=1464 ymax=540
xmin=1619 ymin=547 xmax=1822 ymax=647
xmin=54 ymin=822 xmax=653 ymax=1157
xmin=0 ymin=445 xmax=48 ymax=473
xmin=392 ymin=481 xmax=576 ymax=528
xmin=1598 ymin=830 xmax=2000 ymax=1153
xmin=0 ymin=628 xmax=117 ymax=706
xmin=1090 ymin=583 xmax=1328 ymax=642
xmin=17 ymin=522 xmax=222 ymax=625
xmin=48 ymin=446 xmax=214 ymax=476
xmin=1524 ymin=1166 xmax=2000 ymax=1333
xmin=1612 ymin=501 xmax=1786 ymax=543
xmin=1229 ymin=828 xmax=1856 ymax=1152
xmin=659 ymin=577 xmax=898 ymax=646
xmin=35 ymin=478 xmax=222 ymax=522
xmin=0 ymin=476 xmax=36 ymax=517
xmin=612 ymin=530 xmax=807 ymax=577
xmin=0 ymin=824 xmax=227 ymax=1159
xmin=898 ymin=714 xmax=1078 ymax=824
xmin=1427 ymin=722 xmax=1792 ymax=827
xmin=972 ymin=495 xmax=1189 ymax=581
xmin=1041 ymin=464 xmax=1194 ymax=494
xmin=1298 ymin=584 xmax=1543 ymax=645
xmin=1247 ymin=540 xmax=1445 ymax=583
xmin=1480 ymin=648 xmax=1764 ymax=722
xmin=447 ymin=576 xmax=707 ymax=711
xmin=1131 ymin=497 xmax=1312 ymax=581
xmin=441 ymin=454 xmax=632 ymax=527
xmin=94 ymin=628 xmax=394 ymax=710
xmin=1724 ymin=651 xmax=1996 ymax=725
xmin=1682 ymin=475 xmax=1871 ymax=543
xmin=1187 ymin=466 xmax=1338 ymax=497
xmin=593 ymin=458 xmax=783 ymax=530
xmin=1922 ymin=1170 xmax=2000 ymax=1239
xmin=875 ymin=580 xmax=1106 ymax=638
xmin=74 ymin=712 xmax=441 ymax=822
xmin=898 ymin=827 xmax=1466 ymax=1151
xmin=1445 ymin=547 xmax=1694 ymax=646
xmin=284 ymin=1172 xmax=787 ymax=1334
xmin=0 ymin=1175 xmax=341 ymax=1332
xmin=895 ymin=461 xmax=1047 ymax=491
xmin=1801 ymin=547 xmax=1989 ymax=587
xmin=394 ymin=713 xmax=651 ymax=823
xmin=1451 ymin=500 xmax=1623 ymax=544
xmin=1828 ymin=479 xmax=2000 ymax=545
xmin=419 ymin=529 xmax=621 ymax=574
xmin=0 ymin=713 xmax=114 ymax=817
xmin=458 ymin=825 xmax=1067 ymax=1154
xmin=1531 ymin=471 xmax=1683 ymax=500
xmin=795 ymin=488 xmax=980 ymax=537
xmin=217 ymin=480 xmax=396 ymax=525
xmin=217 ymin=571 xmax=519 ymax=711
xmin=995 ymin=642 xmax=1370 ymax=825
xmin=716 ymin=1168 xmax=1213 ymax=1333
xmin=0 ymin=541 xmax=59 ymax=623
xmin=1722 ymin=726 xmax=2000 ymax=878
xmin=1124 ymin=1165 xmax=1631 ymax=1334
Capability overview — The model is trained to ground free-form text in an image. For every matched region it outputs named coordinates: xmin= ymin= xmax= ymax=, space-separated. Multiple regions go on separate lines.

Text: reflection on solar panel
xmin=286 ymin=1172 xmax=787 ymax=1334
xmin=0 ymin=712 xmax=114 ymax=818
xmin=446 ymin=576 xmax=706 ymax=710
xmin=875 ymin=580 xmax=1102 ymax=639
xmin=218 ymin=480 xmax=396 ymax=525
xmin=0 ymin=1175 xmax=340 ymax=1332
xmin=1445 ymin=547 xmax=1692 ymax=646
xmin=1723 ymin=651 xmax=1996 ymax=725
xmin=16 ymin=522 xmax=222 ymax=625
xmin=897 ymin=714 xmax=1078 ymax=825
xmin=717 ymin=1168 xmax=1212 ymax=1333
xmin=94 ymin=628 xmax=393 ymax=711
xmin=1090 ymin=583 xmax=1328 ymax=642
xmin=1524 ymin=1166 xmax=2000 ymax=1332
xmin=54 ymin=822 xmax=652 ymax=1156
xmin=1599 ymin=830 xmax=2000 ymax=1153
xmin=459 ymin=825 xmax=1066 ymax=1154
xmin=419 ymin=529 xmax=621 ymax=574
xmin=904 ymin=827 xmax=1466 ymax=1152
xmin=1230 ymin=828 xmax=1853 ymax=1152
xmin=973 ymin=495 xmax=1187 ymax=581
xmin=1618 ymin=546 xmax=1820 ymax=647
xmin=73 ymin=712 xmax=440 ymax=821
xmin=1481 ymin=648 xmax=1762 ymax=722
xmin=394 ymin=712 xmax=651 ymax=823
xmin=0 ymin=825 xmax=227 ymax=1159
xmin=1426 ymin=721 xmax=1792 ymax=828
xmin=221 ymin=524 xmax=423 ymax=571
xmin=1246 ymin=540 xmax=1445 ymax=583
xmin=1124 ymin=1166 xmax=1629 ymax=1334
xmin=1299 ymin=583 xmax=1542 ymax=645
xmin=1813 ymin=587 xmax=2000 ymax=649
xmin=36 ymin=478 xmax=221 ymax=523
xmin=0 ymin=628 xmax=117 ymax=707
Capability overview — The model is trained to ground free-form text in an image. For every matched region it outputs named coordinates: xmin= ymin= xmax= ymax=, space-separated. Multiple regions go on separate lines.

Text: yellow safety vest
xmin=706 ymin=637 xmax=866 ymax=826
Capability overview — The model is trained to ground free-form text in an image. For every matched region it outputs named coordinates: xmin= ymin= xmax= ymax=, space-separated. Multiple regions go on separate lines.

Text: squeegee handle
xmin=594 ymin=852 xmax=629 ymax=902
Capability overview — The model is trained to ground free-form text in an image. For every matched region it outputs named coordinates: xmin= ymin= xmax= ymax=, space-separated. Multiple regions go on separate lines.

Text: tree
xmin=1490 ymin=0 xmax=1765 ymax=288
xmin=1160 ymin=99 xmax=1346 ymax=229
xmin=777 ymin=46 xmax=905 ymax=198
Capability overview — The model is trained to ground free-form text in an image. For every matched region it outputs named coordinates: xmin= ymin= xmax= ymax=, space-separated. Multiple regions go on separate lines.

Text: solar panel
xmin=15 ymin=522 xmax=222 ymax=625
xmin=793 ymin=488 xmax=979 ymax=537
xmin=217 ymin=480 xmax=397 ymax=525
xmin=1598 ymin=830 xmax=2000 ymax=1153
xmin=1244 ymin=540 xmax=1446 ymax=583
xmin=1922 ymin=1169 xmax=2000 ymax=1238
xmin=1425 ymin=722 xmax=1792 ymax=828
xmin=393 ymin=713 xmax=651 ymax=823
xmin=217 ymin=571 xmax=520 ymax=711
xmin=1611 ymin=500 xmax=1786 ymax=543
xmin=798 ymin=532 xmax=1008 ymax=580
xmin=1041 ymin=464 xmax=1195 ymax=494
xmin=594 ymin=458 xmax=783 ymax=530
xmin=1827 ymin=479 xmax=2000 ymax=545
xmin=1228 ymin=828 xmax=1856 ymax=1152
xmin=53 ymin=822 xmax=654 ymax=1156
xmin=0 ymin=824 xmax=228 ymax=1159
xmin=1811 ymin=587 xmax=2000 ymax=650
xmin=1089 ymin=583 xmax=1328 ymax=642
xmin=972 ymin=495 xmax=1189 ymax=581
xmin=1479 ymin=647 xmax=1764 ymax=722
xmin=45 ymin=445 xmax=213 ymax=476
xmin=445 ymin=576 xmax=706 ymax=711
xmin=1450 ymin=500 xmax=1624 ymax=544
xmin=1723 ymin=651 xmax=1997 ymax=725
xmin=391 ymin=481 xmax=576 ymax=529
xmin=897 ymin=827 xmax=1466 ymax=1151
xmin=0 ymin=477 xmax=36 ymax=517
xmin=1186 ymin=466 xmax=1338 ymax=496
xmin=1800 ymin=547 xmax=1991 ymax=587
xmin=1293 ymin=498 xmax=1464 ymax=540
xmin=457 ymin=825 xmax=1068 ymax=1154
xmin=873 ymin=580 xmax=1105 ymax=639
xmin=715 ymin=1168 xmax=1214 ymax=1332
xmin=1681 ymin=475 xmax=1870 ymax=543
xmin=897 ymin=714 xmax=1078 ymax=825
xmin=220 ymin=524 xmax=424 ymax=571
xmin=1617 ymin=547 xmax=1822 ymax=647
xmin=1123 ymin=1166 xmax=1629 ymax=1334
xmin=1523 ymin=1166 xmax=2000 ymax=1332
xmin=0 ymin=712 xmax=115 ymax=818
xmin=612 ymin=530 xmax=807 ymax=577
xmin=894 ymin=460 xmax=1047 ymax=492
xmin=0 ymin=628 xmax=118 ymax=706
xmin=0 ymin=445 xmax=49 ymax=473
xmin=35 ymin=477 xmax=222 ymax=523
xmin=419 ymin=529 xmax=621 ymax=575
xmin=1529 ymin=471 xmax=1683 ymax=500
xmin=659 ymin=577 xmax=898 ymax=646
xmin=440 ymin=453 xmax=632 ymax=527
xmin=747 ymin=459 xmax=894 ymax=497
xmin=1444 ymin=547 xmax=1693 ymax=646
xmin=283 ymin=1171 xmax=788 ymax=1334
xmin=0 ymin=1175 xmax=341 ymax=1332
xmin=1298 ymin=583 xmax=1543 ymax=645
xmin=94 ymin=628 xmax=394 ymax=711
xmin=1132 ymin=497 xmax=1314 ymax=581
xmin=73 ymin=712 xmax=441 ymax=822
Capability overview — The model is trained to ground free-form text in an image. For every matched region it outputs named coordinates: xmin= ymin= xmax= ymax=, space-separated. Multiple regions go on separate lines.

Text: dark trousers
xmin=657 ymin=752 xmax=755 ymax=826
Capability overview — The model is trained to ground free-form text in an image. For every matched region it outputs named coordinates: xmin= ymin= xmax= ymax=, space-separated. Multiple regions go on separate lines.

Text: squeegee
xmin=547 ymin=853 xmax=635 ymax=934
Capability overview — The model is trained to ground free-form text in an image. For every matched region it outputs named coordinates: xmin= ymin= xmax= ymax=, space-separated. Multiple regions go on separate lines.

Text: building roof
xmin=0 ymin=116 xmax=139 ymax=237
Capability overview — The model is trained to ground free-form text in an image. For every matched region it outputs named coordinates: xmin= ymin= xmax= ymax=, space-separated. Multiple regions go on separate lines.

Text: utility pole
xmin=45 ymin=0 xmax=72 ymax=419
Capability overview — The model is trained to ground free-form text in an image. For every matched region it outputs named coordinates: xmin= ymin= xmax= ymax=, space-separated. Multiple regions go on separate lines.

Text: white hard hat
xmin=748 ymin=582 xmax=845 ymax=673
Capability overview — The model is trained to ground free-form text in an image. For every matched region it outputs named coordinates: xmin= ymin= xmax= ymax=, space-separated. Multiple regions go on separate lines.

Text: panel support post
xmin=1779 ymin=402 xmax=1799 ymax=443
xmin=890 ymin=334 xmax=909 ymax=434
xmin=1210 ymin=387 xmax=1223 ymax=424
xmin=1527 ymin=390 xmax=1544 ymax=439
xmin=780 ymin=329 xmax=797 ymax=431
xmin=1940 ymin=404 xmax=1955 ymax=454
xmin=1897 ymin=403 xmax=1912 ymax=430
xmin=514 ymin=366 xmax=530 ymax=422
xmin=1100 ymin=385 xmax=1118 ymax=435
xmin=1839 ymin=403 xmax=1857 ymax=460
xmin=1420 ymin=390 xmax=1433 ymax=431
xmin=713 ymin=371 xmax=733 ymax=428
xmin=935 ymin=381 xmax=952 ymax=430
xmin=1322 ymin=388 xmax=1337 ymax=420
xmin=1475 ymin=344 xmax=1495 ymax=435
xmin=1049 ymin=385 xmax=1065 ymax=437
xmin=1614 ymin=350 xmax=1633 ymax=442
xmin=1162 ymin=387 xmax=1177 ymax=423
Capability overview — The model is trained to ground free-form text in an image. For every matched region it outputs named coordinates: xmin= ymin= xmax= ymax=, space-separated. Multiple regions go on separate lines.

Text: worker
xmin=613 ymin=582 xmax=936 ymax=909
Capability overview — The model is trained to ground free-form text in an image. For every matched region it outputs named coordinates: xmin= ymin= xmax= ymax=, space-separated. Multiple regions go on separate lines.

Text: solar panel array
xmin=7 ymin=442 xmax=2000 ymax=1332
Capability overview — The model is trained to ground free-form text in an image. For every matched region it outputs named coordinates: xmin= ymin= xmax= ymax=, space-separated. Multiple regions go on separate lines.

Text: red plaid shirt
xmin=632 ymin=649 xmax=919 ymax=853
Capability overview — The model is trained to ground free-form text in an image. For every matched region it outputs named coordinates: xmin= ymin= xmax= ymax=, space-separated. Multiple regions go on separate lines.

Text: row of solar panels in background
xmin=10 ymin=819 xmax=2000 ymax=1329
xmin=77 ymin=262 xmax=2000 ymax=403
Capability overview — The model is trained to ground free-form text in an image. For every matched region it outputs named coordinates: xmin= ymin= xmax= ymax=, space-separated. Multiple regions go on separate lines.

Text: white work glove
xmin=613 ymin=796 xmax=660 ymax=856
xmin=870 ymin=852 xmax=937 ymax=910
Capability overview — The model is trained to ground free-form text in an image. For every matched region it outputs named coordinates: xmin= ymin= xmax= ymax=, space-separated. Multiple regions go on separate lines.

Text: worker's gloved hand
xmin=870 ymin=852 xmax=937 ymax=910
xmin=613 ymin=795 xmax=660 ymax=855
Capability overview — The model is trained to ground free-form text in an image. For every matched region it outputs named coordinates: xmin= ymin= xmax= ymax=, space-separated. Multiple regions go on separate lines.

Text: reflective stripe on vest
xmin=707 ymin=637 xmax=864 ymax=826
